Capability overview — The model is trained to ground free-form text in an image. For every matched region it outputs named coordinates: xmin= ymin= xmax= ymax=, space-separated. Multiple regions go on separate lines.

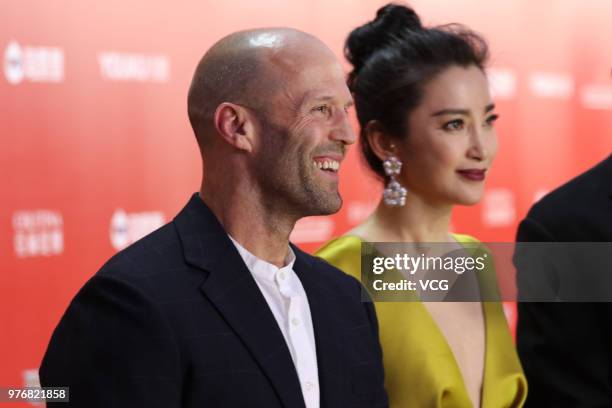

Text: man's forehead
xmin=246 ymin=34 xmax=349 ymax=106
xmin=282 ymin=64 xmax=351 ymax=108
xmin=263 ymin=46 xmax=335 ymax=76
xmin=259 ymin=52 xmax=345 ymax=90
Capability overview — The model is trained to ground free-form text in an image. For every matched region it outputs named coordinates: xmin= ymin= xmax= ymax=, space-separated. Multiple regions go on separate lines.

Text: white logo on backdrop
xmin=488 ymin=68 xmax=517 ymax=100
xmin=528 ymin=71 xmax=574 ymax=99
xmin=23 ymin=369 xmax=43 ymax=406
xmin=290 ymin=217 xmax=335 ymax=244
xmin=4 ymin=41 xmax=24 ymax=84
xmin=12 ymin=210 xmax=64 ymax=258
xmin=98 ymin=52 xmax=170 ymax=82
xmin=347 ymin=200 xmax=377 ymax=224
xmin=533 ymin=189 xmax=549 ymax=203
xmin=482 ymin=188 xmax=516 ymax=227
xmin=109 ymin=209 xmax=165 ymax=251
xmin=580 ymin=84 xmax=612 ymax=110
xmin=23 ymin=368 xmax=41 ymax=388
xmin=3 ymin=40 xmax=64 ymax=84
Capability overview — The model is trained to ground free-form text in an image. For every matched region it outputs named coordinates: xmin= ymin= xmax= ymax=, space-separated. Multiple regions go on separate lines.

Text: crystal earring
xmin=383 ymin=155 xmax=407 ymax=207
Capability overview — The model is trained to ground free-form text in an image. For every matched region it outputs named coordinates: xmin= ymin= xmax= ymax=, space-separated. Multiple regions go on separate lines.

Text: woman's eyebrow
xmin=431 ymin=108 xmax=469 ymax=117
xmin=431 ymin=103 xmax=495 ymax=117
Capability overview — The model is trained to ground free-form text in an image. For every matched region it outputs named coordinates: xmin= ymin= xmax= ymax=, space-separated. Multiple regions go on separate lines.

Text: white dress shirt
xmin=228 ymin=235 xmax=320 ymax=408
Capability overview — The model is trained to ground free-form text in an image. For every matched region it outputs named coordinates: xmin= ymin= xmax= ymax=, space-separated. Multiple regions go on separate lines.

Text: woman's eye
xmin=484 ymin=114 xmax=499 ymax=127
xmin=443 ymin=119 xmax=464 ymax=131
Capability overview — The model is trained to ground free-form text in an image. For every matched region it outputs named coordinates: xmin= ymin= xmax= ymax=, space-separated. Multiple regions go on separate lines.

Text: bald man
xmin=39 ymin=29 xmax=388 ymax=408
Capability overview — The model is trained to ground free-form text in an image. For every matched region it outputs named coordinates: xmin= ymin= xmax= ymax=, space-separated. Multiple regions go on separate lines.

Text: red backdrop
xmin=2 ymin=1 xmax=612 ymax=405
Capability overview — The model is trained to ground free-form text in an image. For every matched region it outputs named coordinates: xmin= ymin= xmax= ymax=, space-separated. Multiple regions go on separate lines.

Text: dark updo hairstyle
xmin=345 ymin=3 xmax=489 ymax=179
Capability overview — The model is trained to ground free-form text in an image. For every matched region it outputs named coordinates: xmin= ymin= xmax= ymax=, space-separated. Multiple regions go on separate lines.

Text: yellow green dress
xmin=315 ymin=234 xmax=527 ymax=408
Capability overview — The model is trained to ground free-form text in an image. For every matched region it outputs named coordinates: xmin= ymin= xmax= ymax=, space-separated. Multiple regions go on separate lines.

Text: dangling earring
xmin=383 ymin=154 xmax=407 ymax=207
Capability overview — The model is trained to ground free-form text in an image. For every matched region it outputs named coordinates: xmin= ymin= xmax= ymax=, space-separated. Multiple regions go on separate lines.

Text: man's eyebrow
xmin=310 ymin=95 xmax=335 ymax=103
xmin=431 ymin=103 xmax=495 ymax=117
xmin=303 ymin=94 xmax=354 ymax=107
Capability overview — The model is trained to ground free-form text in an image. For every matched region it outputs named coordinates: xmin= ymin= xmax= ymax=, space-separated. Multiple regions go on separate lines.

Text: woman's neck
xmin=355 ymin=193 xmax=454 ymax=243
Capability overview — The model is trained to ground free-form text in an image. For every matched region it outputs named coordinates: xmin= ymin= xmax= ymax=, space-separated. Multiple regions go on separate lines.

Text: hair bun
xmin=375 ymin=3 xmax=423 ymax=34
xmin=345 ymin=3 xmax=423 ymax=80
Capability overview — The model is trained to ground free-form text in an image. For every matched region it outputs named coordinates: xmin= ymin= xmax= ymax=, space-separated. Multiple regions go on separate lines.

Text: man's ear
xmin=213 ymin=102 xmax=255 ymax=152
xmin=365 ymin=120 xmax=399 ymax=160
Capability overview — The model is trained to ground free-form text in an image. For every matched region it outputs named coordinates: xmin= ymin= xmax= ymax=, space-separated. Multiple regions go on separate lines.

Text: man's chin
xmin=307 ymin=194 xmax=342 ymax=216
xmin=317 ymin=195 xmax=342 ymax=215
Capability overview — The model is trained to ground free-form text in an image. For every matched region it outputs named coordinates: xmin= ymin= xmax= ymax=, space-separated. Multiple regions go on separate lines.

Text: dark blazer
xmin=40 ymin=194 xmax=388 ymax=408
xmin=515 ymin=155 xmax=612 ymax=407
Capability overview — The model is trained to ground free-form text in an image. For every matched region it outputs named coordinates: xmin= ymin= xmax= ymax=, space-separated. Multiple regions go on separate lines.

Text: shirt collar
xmin=227 ymin=234 xmax=296 ymax=284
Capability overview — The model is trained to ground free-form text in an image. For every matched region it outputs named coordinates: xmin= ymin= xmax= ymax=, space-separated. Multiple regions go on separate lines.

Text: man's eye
xmin=443 ymin=119 xmax=464 ymax=131
xmin=313 ymin=105 xmax=330 ymax=115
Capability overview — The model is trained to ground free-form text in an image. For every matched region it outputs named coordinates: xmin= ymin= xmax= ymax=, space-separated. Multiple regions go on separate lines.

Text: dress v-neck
xmin=315 ymin=234 xmax=527 ymax=407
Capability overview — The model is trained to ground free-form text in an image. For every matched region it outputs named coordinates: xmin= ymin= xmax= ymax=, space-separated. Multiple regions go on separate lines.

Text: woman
xmin=316 ymin=4 xmax=527 ymax=407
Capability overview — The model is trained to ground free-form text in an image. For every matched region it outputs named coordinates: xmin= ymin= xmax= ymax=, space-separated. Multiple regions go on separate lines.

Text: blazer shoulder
xmin=529 ymin=156 xmax=611 ymax=219
xmin=97 ymin=222 xmax=183 ymax=285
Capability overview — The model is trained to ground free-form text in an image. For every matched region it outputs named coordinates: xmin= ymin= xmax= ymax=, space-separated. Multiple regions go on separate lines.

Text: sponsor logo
xmin=98 ymin=52 xmax=170 ymax=82
xmin=290 ymin=217 xmax=335 ymax=244
xmin=528 ymin=71 xmax=574 ymax=99
xmin=23 ymin=369 xmax=41 ymax=388
xmin=533 ymin=189 xmax=549 ymax=203
xmin=580 ymin=84 xmax=612 ymax=110
xmin=12 ymin=210 xmax=64 ymax=258
xmin=4 ymin=40 xmax=64 ymax=84
xmin=23 ymin=369 xmax=43 ymax=406
xmin=346 ymin=200 xmax=377 ymax=224
xmin=488 ymin=68 xmax=517 ymax=99
xmin=482 ymin=188 xmax=516 ymax=227
xmin=109 ymin=209 xmax=165 ymax=251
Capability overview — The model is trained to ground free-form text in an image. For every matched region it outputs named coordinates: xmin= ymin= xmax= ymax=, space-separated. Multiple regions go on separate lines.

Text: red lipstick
xmin=456 ymin=169 xmax=486 ymax=181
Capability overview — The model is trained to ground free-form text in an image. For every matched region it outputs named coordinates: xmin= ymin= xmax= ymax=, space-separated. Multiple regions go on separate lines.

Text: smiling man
xmin=39 ymin=28 xmax=388 ymax=408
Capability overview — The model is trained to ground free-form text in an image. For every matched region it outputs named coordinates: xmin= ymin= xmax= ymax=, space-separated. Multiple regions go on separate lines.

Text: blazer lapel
xmin=174 ymin=195 xmax=306 ymax=408
xmin=292 ymin=247 xmax=346 ymax=408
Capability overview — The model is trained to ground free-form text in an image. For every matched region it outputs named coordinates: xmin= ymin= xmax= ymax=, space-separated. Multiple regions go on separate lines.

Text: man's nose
xmin=330 ymin=110 xmax=356 ymax=145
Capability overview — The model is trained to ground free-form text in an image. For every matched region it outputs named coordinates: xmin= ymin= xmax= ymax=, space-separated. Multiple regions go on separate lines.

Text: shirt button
xmin=291 ymin=318 xmax=300 ymax=326
xmin=305 ymin=381 xmax=314 ymax=391
xmin=278 ymin=271 xmax=285 ymax=280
